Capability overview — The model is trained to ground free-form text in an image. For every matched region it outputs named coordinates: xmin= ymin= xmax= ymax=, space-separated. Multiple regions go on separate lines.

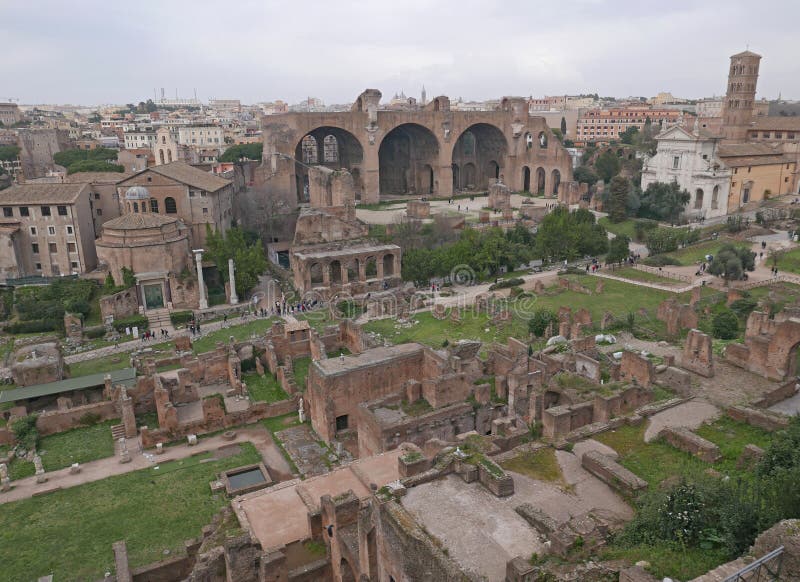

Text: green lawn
xmin=364 ymin=275 xmax=687 ymax=346
xmin=192 ymin=317 xmax=276 ymax=354
xmin=0 ymin=442 xmax=262 ymax=582
xmin=597 ymin=418 xmax=773 ymax=580
xmin=9 ymin=420 xmax=119 ymax=479
xmin=67 ymin=356 xmax=131 ymax=379
xmin=500 ymin=448 xmax=564 ymax=484
xmin=608 ymin=267 xmax=682 ymax=286
xmin=663 ymin=240 xmax=751 ymax=266
xmin=293 ymin=356 xmax=311 ymax=391
xmin=774 ymin=247 xmax=800 ymax=275
xmin=244 ymin=371 xmax=288 ymax=403
xmin=599 ymin=217 xmax=638 ymax=239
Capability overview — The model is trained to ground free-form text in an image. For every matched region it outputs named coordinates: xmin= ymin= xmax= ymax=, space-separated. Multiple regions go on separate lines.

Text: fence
xmin=722 ymin=545 xmax=783 ymax=582
xmin=607 ymin=263 xmax=692 ymax=283
xmin=4 ymin=274 xmax=78 ymax=286
xmin=731 ymin=275 xmax=800 ymax=291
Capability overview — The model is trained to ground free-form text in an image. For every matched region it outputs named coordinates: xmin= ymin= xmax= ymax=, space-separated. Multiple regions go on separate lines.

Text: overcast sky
xmin=4 ymin=0 xmax=799 ymax=106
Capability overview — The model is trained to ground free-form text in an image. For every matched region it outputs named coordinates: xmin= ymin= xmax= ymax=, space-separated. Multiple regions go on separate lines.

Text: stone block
xmin=737 ymin=443 xmax=765 ymax=470
xmin=660 ymin=427 xmax=721 ymax=463
xmin=581 ymin=451 xmax=646 ymax=495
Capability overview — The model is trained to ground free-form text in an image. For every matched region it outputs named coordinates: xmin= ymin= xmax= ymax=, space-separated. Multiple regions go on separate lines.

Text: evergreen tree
xmin=608 ymin=176 xmax=630 ymax=222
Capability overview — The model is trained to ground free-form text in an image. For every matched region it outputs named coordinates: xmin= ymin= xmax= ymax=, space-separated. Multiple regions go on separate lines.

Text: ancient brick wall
xmin=660 ymin=427 xmax=721 ymax=462
xmin=99 ymin=288 xmax=139 ymax=322
xmin=681 ymin=329 xmax=714 ymax=377
xmin=619 ymin=351 xmax=655 ymax=387
xmin=35 ymin=400 xmax=119 ymax=436
xmin=581 ymin=451 xmax=647 ymax=495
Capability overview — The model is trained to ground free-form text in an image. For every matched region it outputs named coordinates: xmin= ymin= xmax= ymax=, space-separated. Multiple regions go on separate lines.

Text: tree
xmin=219 ymin=143 xmax=263 ymax=163
xmin=619 ymin=126 xmax=639 ymax=145
xmin=0 ymin=145 xmax=20 ymax=161
xmin=121 ymin=266 xmax=136 ymax=288
xmin=638 ymin=181 xmax=691 ymax=223
xmin=607 ymin=235 xmax=631 ymax=264
xmin=560 ymin=116 xmax=567 ymax=136
xmin=594 ymin=150 xmax=621 ymax=182
xmin=534 ymin=206 xmax=608 ymax=262
xmin=551 ymin=128 xmax=564 ymax=143
xmin=205 ymin=226 xmax=267 ymax=296
xmin=712 ymin=309 xmax=739 ymax=339
xmin=634 ymin=118 xmax=658 ymax=155
xmin=707 ymin=244 xmax=755 ymax=281
xmin=529 ymin=307 xmax=557 ymax=337
xmin=66 ymin=160 xmax=124 ymax=174
xmin=608 ymin=176 xmax=630 ymax=222
xmin=573 ymin=166 xmax=598 ymax=187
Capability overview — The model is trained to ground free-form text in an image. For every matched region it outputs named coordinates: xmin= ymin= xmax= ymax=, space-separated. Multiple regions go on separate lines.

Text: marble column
xmin=194 ymin=249 xmax=208 ymax=310
xmin=228 ymin=258 xmax=239 ymax=305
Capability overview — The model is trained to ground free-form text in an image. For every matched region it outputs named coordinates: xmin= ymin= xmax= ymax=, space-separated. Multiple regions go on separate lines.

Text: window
xmin=2 ymin=207 xmax=11 ymax=217
xmin=94 ymin=193 xmax=100 ymax=200
xmin=66 ymin=226 xmax=73 ymax=235
xmin=71 ymin=261 xmax=79 ymax=270
xmin=40 ymin=206 xmax=51 ymax=216
xmin=133 ymin=201 xmax=139 ymax=213
xmin=57 ymin=205 xmax=68 ymax=216
xmin=202 ymin=207 xmax=208 ymax=214
xmin=200 ymin=191 xmax=206 ymax=197
xmin=19 ymin=206 xmax=29 ymax=217
xmin=150 ymin=199 xmax=159 ymax=213
xmin=147 ymin=176 xmax=152 ymax=182
xmin=672 ymin=156 xmax=680 ymax=169
xmin=776 ymin=133 xmax=783 ymax=139
xmin=48 ymin=243 xmax=57 ymax=253
xmin=189 ymin=190 xmax=196 ymax=197
xmin=47 ymin=226 xmax=55 ymax=236
xmin=35 ymin=262 xmax=41 ymax=270
xmin=747 ymin=167 xmax=752 ymax=173
xmin=165 ymin=197 xmax=177 ymax=213
xmin=97 ymin=208 xmax=103 ymax=216
xmin=762 ymin=132 xmax=771 ymax=138
xmin=31 ymin=243 xmax=39 ymax=254
xmin=29 ymin=226 xmax=37 ymax=235
xmin=335 ymin=415 xmax=349 ymax=432
xmin=702 ymin=154 xmax=708 ymax=160
xmin=68 ymin=242 xmax=77 ymax=253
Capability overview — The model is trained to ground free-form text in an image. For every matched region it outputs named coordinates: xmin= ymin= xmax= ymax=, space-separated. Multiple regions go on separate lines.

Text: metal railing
xmin=722 ymin=546 xmax=784 ymax=582
xmin=4 ymin=274 xmax=78 ymax=286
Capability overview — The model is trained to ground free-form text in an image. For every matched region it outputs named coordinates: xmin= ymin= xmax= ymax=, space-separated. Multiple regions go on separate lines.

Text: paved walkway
xmin=0 ymin=424 xmax=292 ymax=504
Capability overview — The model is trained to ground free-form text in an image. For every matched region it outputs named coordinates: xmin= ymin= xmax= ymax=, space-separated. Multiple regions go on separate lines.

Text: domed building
xmin=95 ymin=212 xmax=197 ymax=310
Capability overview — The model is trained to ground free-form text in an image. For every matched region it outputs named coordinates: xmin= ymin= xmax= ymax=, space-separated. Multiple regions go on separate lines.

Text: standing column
xmin=228 ymin=258 xmax=239 ymax=305
xmin=194 ymin=249 xmax=208 ymax=310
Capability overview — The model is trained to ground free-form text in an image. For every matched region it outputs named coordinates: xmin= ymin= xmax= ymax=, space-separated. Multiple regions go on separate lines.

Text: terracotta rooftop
xmin=64 ymin=172 xmax=132 ymax=184
xmin=0 ymin=182 xmax=89 ymax=205
xmin=122 ymin=161 xmax=232 ymax=192
xmin=101 ymin=213 xmax=180 ymax=230
xmin=718 ymin=143 xmax=782 ymax=157
xmin=749 ymin=117 xmax=800 ymax=132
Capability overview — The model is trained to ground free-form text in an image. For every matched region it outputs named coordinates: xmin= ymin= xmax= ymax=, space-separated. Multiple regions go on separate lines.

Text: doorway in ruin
xmin=452 ymin=164 xmax=460 ymax=192
xmin=330 ymin=260 xmax=342 ymax=284
xmin=523 ymin=166 xmax=531 ymax=192
xmin=294 ymin=126 xmax=364 ymax=203
xmin=378 ymin=123 xmax=440 ymax=197
xmin=452 ymin=123 xmax=508 ymax=190
xmin=551 ymin=169 xmax=561 ymax=196
xmin=535 ymin=167 xmax=546 ymax=195
xmin=383 ymin=254 xmax=395 ymax=277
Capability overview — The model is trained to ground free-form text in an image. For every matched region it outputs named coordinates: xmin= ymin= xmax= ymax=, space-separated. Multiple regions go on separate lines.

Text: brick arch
xmin=451 ymin=123 xmax=508 ymax=191
xmin=377 ymin=123 xmax=440 ymax=196
xmin=293 ymin=125 xmax=366 ymax=203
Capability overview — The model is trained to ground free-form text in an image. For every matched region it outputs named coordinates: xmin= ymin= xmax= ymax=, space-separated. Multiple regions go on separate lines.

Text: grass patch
xmin=37 ymin=419 xmax=117 ymax=471
xmin=663 ymin=239 xmax=749 ymax=266
xmin=292 ymin=356 xmax=311 ymax=391
xmin=599 ymin=217 xmax=638 ymax=239
xmin=0 ymin=442 xmax=262 ymax=582
xmin=500 ymin=447 xmax=564 ymax=484
xmin=774 ymin=247 xmax=800 ymax=275
xmin=602 ymin=543 xmax=729 ymax=581
xmin=192 ymin=317 xmax=276 ymax=354
xmin=244 ymin=372 xmax=288 ymax=403
xmin=401 ymin=398 xmax=433 ymax=417
xmin=67 ymin=355 xmax=130 ymax=378
xmin=261 ymin=414 xmax=302 ymax=475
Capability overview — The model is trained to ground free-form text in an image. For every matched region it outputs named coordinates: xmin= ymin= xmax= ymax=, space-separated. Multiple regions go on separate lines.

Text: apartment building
xmin=577 ymin=107 xmax=683 ymax=144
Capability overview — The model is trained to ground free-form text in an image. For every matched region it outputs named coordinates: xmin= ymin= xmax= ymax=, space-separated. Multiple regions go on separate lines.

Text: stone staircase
xmin=110 ymin=424 xmax=126 ymax=441
xmin=145 ymin=308 xmax=172 ymax=331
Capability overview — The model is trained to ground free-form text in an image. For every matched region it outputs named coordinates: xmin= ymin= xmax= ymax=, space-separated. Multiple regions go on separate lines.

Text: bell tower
xmin=721 ymin=50 xmax=761 ymax=141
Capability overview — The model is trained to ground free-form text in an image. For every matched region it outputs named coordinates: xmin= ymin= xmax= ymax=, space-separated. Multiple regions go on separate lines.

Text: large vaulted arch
xmin=294 ymin=126 xmax=364 ymax=202
xmin=451 ymin=123 xmax=508 ymax=191
xmin=378 ymin=123 xmax=440 ymax=196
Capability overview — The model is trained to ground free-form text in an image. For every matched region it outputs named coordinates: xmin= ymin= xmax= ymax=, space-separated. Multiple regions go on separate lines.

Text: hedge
xmin=5 ymin=319 xmax=61 ymax=334
xmin=84 ymin=326 xmax=106 ymax=339
xmin=169 ymin=310 xmax=194 ymax=326
xmin=489 ymin=277 xmax=524 ymax=291
xmin=112 ymin=314 xmax=149 ymax=332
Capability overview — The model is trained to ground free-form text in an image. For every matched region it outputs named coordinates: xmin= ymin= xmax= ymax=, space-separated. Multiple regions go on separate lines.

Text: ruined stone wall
xmin=421 ymin=373 xmax=471 ymax=408
xmin=682 ymin=329 xmax=714 ymax=377
xmin=356 ymin=401 xmax=476 ymax=457
xmin=592 ymin=386 xmax=652 ymax=423
xmin=375 ymin=500 xmax=472 ymax=582
xmin=35 ymin=400 xmax=119 ymax=436
xmin=99 ymin=288 xmax=139 ymax=322
xmin=619 ymin=351 xmax=655 ymax=387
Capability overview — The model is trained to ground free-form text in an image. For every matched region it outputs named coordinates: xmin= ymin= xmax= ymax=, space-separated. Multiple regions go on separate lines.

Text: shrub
xmin=112 ymin=314 xmax=149 ymax=333
xmin=83 ymin=326 xmax=106 ymax=339
xmin=729 ymin=297 xmax=758 ymax=319
xmin=712 ymin=309 xmax=739 ymax=339
xmin=5 ymin=319 xmax=61 ymax=334
xmin=169 ymin=310 xmax=194 ymax=326
xmin=642 ymin=255 xmax=682 ymax=267
xmin=11 ymin=414 xmax=39 ymax=451
xmin=336 ymin=300 xmax=362 ymax=319
xmin=489 ymin=277 xmax=524 ymax=291
xmin=529 ymin=307 xmax=557 ymax=337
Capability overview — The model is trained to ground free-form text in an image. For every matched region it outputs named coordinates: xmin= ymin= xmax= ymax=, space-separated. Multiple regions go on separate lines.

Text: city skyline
xmin=5 ymin=0 xmax=800 ymax=106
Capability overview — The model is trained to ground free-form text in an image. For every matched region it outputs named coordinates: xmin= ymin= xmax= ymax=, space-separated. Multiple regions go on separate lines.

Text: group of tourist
xmin=140 ymin=329 xmax=169 ymax=342
xmin=273 ymin=298 xmax=319 ymax=317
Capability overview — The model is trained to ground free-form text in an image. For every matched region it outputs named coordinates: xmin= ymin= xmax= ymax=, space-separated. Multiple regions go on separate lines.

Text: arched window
xmin=161 ymin=135 xmax=166 ymax=144
xmin=323 ymin=135 xmax=339 ymax=163
xmin=695 ymin=188 xmax=704 ymax=210
xmin=711 ymin=186 xmax=719 ymax=210
xmin=150 ymin=198 xmax=159 ymax=213
xmin=167 ymin=150 xmax=173 ymax=163
xmin=538 ymin=131 xmax=548 ymax=148
xmin=302 ymin=135 xmax=318 ymax=164
xmin=159 ymin=150 xmax=165 ymax=165
xmin=133 ymin=201 xmax=139 ymax=213
xmin=525 ymin=132 xmax=533 ymax=149
xmin=461 ymin=131 xmax=475 ymax=156
xmin=165 ymin=197 xmax=177 ymax=214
